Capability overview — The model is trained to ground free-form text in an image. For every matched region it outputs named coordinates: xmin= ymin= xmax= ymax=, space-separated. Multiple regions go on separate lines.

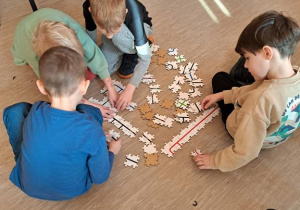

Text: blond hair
xmin=90 ymin=0 xmax=126 ymax=33
xmin=32 ymin=20 xmax=84 ymax=58
xmin=39 ymin=46 xmax=86 ymax=97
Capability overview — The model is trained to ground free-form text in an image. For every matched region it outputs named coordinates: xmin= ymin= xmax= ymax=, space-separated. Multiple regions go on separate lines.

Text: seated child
xmin=194 ymin=10 xmax=300 ymax=172
xmin=11 ymin=8 xmax=118 ymax=118
xmin=83 ymin=0 xmax=153 ymax=110
xmin=3 ymin=46 xmax=122 ymax=200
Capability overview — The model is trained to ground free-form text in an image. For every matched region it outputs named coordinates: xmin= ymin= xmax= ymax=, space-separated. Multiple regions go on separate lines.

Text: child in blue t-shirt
xmin=3 ymin=46 xmax=122 ymax=201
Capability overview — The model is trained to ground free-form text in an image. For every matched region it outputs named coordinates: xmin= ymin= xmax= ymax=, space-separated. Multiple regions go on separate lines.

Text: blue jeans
xmin=3 ymin=102 xmax=103 ymax=161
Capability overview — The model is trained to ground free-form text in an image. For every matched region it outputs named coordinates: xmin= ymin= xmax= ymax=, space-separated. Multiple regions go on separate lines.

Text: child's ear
xmin=80 ymin=80 xmax=90 ymax=96
xmin=36 ymin=79 xmax=48 ymax=95
xmin=262 ymin=46 xmax=273 ymax=60
xmin=88 ymin=7 xmax=91 ymax=12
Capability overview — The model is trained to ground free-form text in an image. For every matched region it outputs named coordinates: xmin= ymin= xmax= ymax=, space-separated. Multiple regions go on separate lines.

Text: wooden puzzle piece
xmin=147 ymin=121 xmax=160 ymax=129
xmin=175 ymin=99 xmax=190 ymax=110
xmin=151 ymin=56 xmax=157 ymax=64
xmin=188 ymin=102 xmax=203 ymax=114
xmin=156 ymin=49 xmax=167 ymax=57
xmin=168 ymin=48 xmax=178 ymax=56
xmin=188 ymin=88 xmax=202 ymax=98
xmin=149 ymin=84 xmax=162 ymax=94
xmin=165 ymin=61 xmax=178 ymax=70
xmin=160 ymin=99 xmax=174 ymax=109
xmin=88 ymin=97 xmax=118 ymax=113
xmin=168 ymin=83 xmax=181 ymax=93
xmin=175 ymin=54 xmax=187 ymax=63
xmin=143 ymin=143 xmax=158 ymax=154
xmin=157 ymin=56 xmax=167 ymax=65
xmin=144 ymin=153 xmax=159 ymax=166
xmin=138 ymin=103 xmax=152 ymax=114
xmin=174 ymin=112 xmax=190 ymax=123
xmin=191 ymin=148 xmax=202 ymax=157
xmin=153 ymin=114 xmax=174 ymax=128
xmin=107 ymin=129 xmax=120 ymax=142
xmin=184 ymin=72 xmax=198 ymax=82
xmin=124 ymin=154 xmax=140 ymax=168
xmin=141 ymin=111 xmax=155 ymax=120
xmin=139 ymin=132 xmax=155 ymax=145
xmin=125 ymin=102 xmax=137 ymax=112
xmin=189 ymin=78 xmax=204 ymax=87
xmin=174 ymin=76 xmax=185 ymax=85
xmin=142 ymin=74 xmax=156 ymax=84
xmin=146 ymin=94 xmax=159 ymax=105
xmin=150 ymin=44 xmax=160 ymax=53
xmin=108 ymin=115 xmax=139 ymax=138
xmin=179 ymin=62 xmax=198 ymax=75
xmin=161 ymin=106 xmax=220 ymax=157
xmin=178 ymin=92 xmax=190 ymax=100
xmin=174 ymin=108 xmax=185 ymax=116
xmin=100 ymin=79 xmax=125 ymax=95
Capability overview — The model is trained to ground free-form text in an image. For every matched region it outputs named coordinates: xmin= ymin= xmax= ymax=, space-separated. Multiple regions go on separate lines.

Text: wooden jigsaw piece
xmin=138 ymin=103 xmax=152 ymax=114
xmin=124 ymin=154 xmax=140 ymax=168
xmin=160 ymin=99 xmax=174 ymax=109
xmin=144 ymin=153 xmax=159 ymax=167
xmin=139 ymin=132 xmax=155 ymax=145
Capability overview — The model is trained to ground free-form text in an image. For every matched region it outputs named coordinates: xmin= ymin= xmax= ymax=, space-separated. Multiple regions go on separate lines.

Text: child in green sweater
xmin=11 ymin=8 xmax=118 ymax=119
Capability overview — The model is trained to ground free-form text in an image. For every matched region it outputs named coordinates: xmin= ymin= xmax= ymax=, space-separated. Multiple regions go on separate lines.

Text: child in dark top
xmin=3 ymin=46 xmax=122 ymax=201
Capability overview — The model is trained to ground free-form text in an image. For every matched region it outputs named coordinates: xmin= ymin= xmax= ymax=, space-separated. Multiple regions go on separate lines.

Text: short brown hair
xmin=32 ymin=20 xmax=84 ymax=58
xmin=38 ymin=46 xmax=86 ymax=97
xmin=90 ymin=0 xmax=126 ymax=33
xmin=235 ymin=11 xmax=300 ymax=58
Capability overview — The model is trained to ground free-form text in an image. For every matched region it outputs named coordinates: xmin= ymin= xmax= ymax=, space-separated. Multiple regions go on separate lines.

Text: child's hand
xmin=201 ymin=92 xmax=223 ymax=109
xmin=193 ymin=154 xmax=216 ymax=170
xmin=81 ymin=98 xmax=115 ymax=120
xmin=108 ymin=88 xmax=119 ymax=108
xmin=116 ymin=84 xmax=135 ymax=111
xmin=108 ymin=138 xmax=122 ymax=155
xmin=98 ymin=105 xmax=115 ymax=120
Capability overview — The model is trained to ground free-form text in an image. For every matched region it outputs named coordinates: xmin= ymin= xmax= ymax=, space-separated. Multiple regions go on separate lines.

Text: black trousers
xmin=212 ymin=72 xmax=243 ymax=124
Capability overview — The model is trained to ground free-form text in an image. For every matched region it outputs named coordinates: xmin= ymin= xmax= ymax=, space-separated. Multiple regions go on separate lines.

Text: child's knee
xmin=3 ymin=102 xmax=31 ymax=118
xmin=212 ymin=72 xmax=229 ymax=92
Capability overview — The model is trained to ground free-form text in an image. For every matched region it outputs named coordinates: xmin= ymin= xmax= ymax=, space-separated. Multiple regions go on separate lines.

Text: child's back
xmin=4 ymin=46 xmax=121 ymax=200
xmin=10 ymin=101 xmax=112 ymax=201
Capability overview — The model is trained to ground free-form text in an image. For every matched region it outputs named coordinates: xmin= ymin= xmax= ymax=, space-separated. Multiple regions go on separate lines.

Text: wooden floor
xmin=1 ymin=0 xmax=300 ymax=209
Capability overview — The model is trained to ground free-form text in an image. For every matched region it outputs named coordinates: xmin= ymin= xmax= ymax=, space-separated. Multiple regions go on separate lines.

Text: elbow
xmin=92 ymin=172 xmax=111 ymax=185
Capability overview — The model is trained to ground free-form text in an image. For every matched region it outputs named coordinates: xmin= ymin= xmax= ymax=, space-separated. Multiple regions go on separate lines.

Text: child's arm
xmin=115 ymin=51 xmax=150 ymax=111
xmin=201 ymin=92 xmax=224 ymax=109
xmin=67 ymin=19 xmax=120 ymax=107
xmin=195 ymin=114 xmax=267 ymax=172
xmin=81 ymin=98 xmax=115 ymax=120
xmin=87 ymin=134 xmax=118 ymax=184
xmin=111 ymin=25 xmax=152 ymax=110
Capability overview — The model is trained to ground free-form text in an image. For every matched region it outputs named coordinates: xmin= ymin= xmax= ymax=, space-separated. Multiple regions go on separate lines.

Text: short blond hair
xmin=90 ymin=0 xmax=126 ymax=33
xmin=32 ymin=20 xmax=84 ymax=58
xmin=39 ymin=46 xmax=86 ymax=97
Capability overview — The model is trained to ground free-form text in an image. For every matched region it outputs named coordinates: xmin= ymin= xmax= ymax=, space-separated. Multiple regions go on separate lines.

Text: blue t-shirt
xmin=9 ymin=101 xmax=114 ymax=201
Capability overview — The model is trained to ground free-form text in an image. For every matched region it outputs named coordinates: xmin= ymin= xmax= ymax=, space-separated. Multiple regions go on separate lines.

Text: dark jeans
xmin=212 ymin=72 xmax=243 ymax=124
xmin=3 ymin=102 xmax=103 ymax=161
